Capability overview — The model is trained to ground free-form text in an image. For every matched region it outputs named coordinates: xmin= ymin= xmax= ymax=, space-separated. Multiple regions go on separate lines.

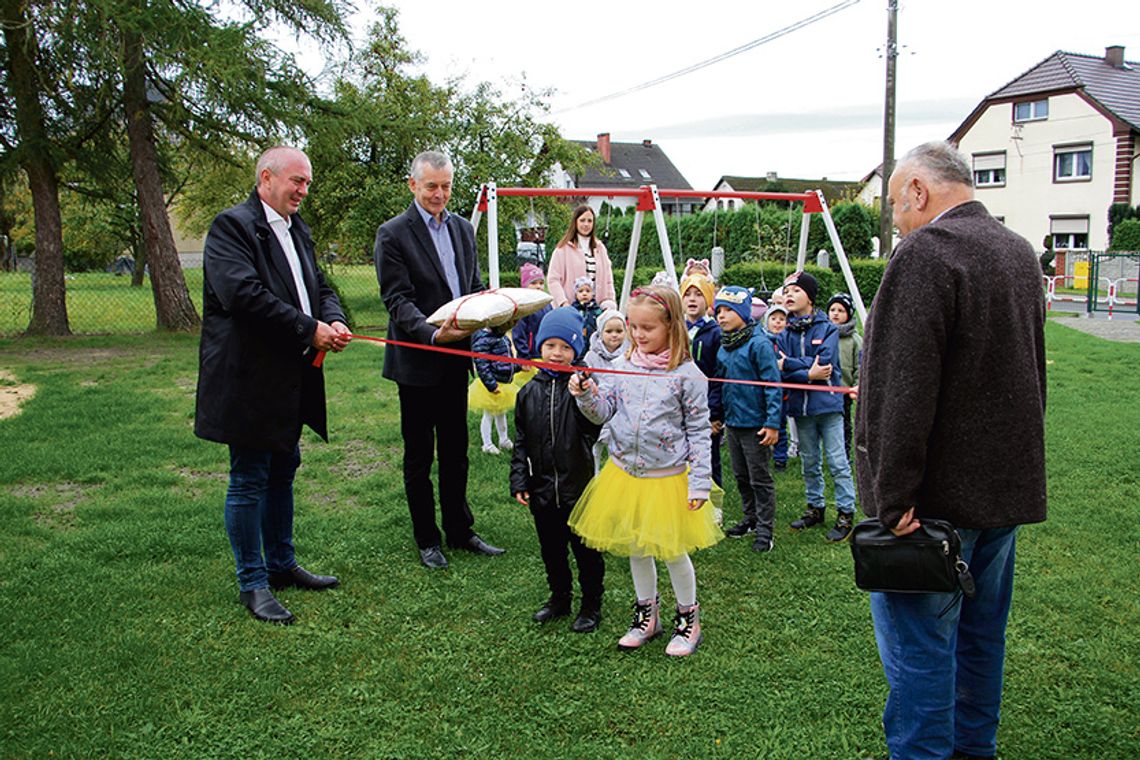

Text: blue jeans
xmin=871 ymin=526 xmax=1019 ymax=759
xmin=793 ymin=412 xmax=855 ymax=513
xmin=224 ymin=445 xmax=300 ymax=591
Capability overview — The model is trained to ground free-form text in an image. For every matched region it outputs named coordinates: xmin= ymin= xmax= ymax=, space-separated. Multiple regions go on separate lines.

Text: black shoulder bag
xmin=850 ymin=518 xmax=976 ymax=613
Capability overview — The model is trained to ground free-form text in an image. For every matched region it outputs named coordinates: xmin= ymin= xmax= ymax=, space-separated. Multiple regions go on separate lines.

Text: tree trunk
xmin=2 ymin=0 xmax=70 ymax=334
xmin=120 ymin=27 xmax=199 ymax=331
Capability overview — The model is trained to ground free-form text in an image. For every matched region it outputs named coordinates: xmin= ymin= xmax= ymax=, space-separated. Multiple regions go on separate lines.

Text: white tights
xmin=480 ymin=411 xmax=509 ymax=446
xmin=629 ymin=553 xmax=696 ymax=608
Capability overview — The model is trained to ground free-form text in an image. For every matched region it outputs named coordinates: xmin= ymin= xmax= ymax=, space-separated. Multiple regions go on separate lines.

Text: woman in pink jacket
xmin=548 ymin=205 xmax=617 ymax=310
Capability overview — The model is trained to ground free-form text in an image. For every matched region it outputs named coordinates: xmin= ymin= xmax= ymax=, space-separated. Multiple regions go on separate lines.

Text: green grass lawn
xmin=0 ymin=321 xmax=1137 ymax=758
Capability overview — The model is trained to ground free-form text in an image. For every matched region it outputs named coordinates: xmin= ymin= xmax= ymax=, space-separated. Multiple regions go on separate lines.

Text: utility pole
xmin=879 ymin=0 xmax=898 ymax=259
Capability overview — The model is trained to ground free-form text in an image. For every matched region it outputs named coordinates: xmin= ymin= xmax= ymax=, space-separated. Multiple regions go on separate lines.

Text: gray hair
xmin=410 ymin=150 xmax=453 ymax=181
xmin=255 ymin=146 xmax=307 ymax=184
xmin=897 ymin=141 xmax=974 ymax=188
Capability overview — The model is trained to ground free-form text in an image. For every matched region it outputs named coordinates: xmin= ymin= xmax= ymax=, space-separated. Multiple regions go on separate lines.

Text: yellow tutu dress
xmin=568 ymin=460 xmax=724 ymax=561
xmin=468 ymin=378 xmax=518 ymax=414
xmin=512 ymin=365 xmax=538 ymax=389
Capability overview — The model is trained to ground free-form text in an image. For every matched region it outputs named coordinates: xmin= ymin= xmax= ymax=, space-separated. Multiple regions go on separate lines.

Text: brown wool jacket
xmin=854 ymin=201 xmax=1047 ymax=530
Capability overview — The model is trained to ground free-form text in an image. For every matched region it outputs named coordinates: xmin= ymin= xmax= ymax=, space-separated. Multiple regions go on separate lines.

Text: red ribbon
xmin=314 ymin=332 xmax=852 ymax=395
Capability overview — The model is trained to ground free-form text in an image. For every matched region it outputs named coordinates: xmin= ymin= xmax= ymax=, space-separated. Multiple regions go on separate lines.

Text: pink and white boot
xmin=617 ymin=597 xmax=662 ymax=650
xmin=665 ymin=603 xmax=702 ymax=657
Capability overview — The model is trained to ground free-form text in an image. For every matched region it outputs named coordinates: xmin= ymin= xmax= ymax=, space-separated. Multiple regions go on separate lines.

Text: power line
xmin=555 ymin=0 xmax=862 ymax=114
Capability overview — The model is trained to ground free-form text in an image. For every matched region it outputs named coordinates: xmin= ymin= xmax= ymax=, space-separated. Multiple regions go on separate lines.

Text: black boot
xmin=790 ymin=505 xmax=825 ymax=531
xmin=570 ymin=600 xmax=602 ymax=633
xmin=533 ymin=595 xmax=572 ymax=623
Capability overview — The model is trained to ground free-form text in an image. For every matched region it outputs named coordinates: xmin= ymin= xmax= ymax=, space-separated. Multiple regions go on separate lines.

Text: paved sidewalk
xmin=1049 ymin=314 xmax=1140 ymax=343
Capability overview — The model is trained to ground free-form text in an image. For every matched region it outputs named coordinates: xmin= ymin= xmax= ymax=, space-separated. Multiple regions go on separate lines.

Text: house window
xmin=1013 ymin=99 xmax=1048 ymax=122
xmin=1054 ymin=145 xmax=1092 ymax=182
xmin=972 ymin=152 xmax=1006 ymax=187
xmin=727 ymin=199 xmax=735 ymax=211
xmin=1050 ymin=216 xmax=1089 ymax=250
xmin=618 ymin=168 xmax=631 ymax=178
xmin=638 ymin=169 xmax=651 ymax=179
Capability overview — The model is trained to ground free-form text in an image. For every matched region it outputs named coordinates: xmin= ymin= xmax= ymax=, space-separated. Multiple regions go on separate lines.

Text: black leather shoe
xmin=570 ymin=604 xmax=602 ymax=633
xmin=419 ymin=545 xmax=449 ymax=569
xmin=268 ymin=565 xmax=339 ymax=591
xmin=533 ymin=596 xmax=572 ymax=623
xmin=448 ymin=533 xmax=505 ymax=556
xmin=238 ymin=588 xmax=295 ymax=625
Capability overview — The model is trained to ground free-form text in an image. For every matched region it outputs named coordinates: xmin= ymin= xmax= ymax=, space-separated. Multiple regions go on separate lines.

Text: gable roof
xmin=715 ymin=175 xmax=861 ymax=206
xmin=951 ymin=49 xmax=1140 ymax=140
xmin=572 ymin=139 xmax=692 ymax=190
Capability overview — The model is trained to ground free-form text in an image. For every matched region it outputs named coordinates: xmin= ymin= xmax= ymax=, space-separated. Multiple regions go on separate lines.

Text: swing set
xmin=471 ymin=182 xmax=868 ymax=323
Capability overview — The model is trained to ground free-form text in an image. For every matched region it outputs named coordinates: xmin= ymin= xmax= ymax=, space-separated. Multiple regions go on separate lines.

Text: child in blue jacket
xmin=776 ymin=271 xmax=857 ymax=542
xmin=469 ymin=325 xmax=518 ymax=455
xmin=714 ymin=286 xmax=783 ymax=552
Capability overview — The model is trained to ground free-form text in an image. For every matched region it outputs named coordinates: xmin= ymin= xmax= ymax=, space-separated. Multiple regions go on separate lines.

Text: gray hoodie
xmin=584 ymin=330 xmax=629 ymax=369
xmin=575 ymin=356 xmax=712 ymax=500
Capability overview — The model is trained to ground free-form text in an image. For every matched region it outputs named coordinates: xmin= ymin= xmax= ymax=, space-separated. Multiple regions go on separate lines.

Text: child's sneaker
xmin=790 ymin=506 xmax=824 ymax=531
xmin=481 ymin=443 xmax=500 ymax=455
xmin=826 ymin=512 xmax=855 ymax=543
xmin=617 ymin=597 xmax=661 ymax=650
xmin=752 ymin=535 xmax=774 ymax=552
xmin=497 ymin=438 xmax=514 ymax=452
xmin=665 ymin=603 xmax=702 ymax=657
xmin=724 ymin=520 xmax=754 ymax=538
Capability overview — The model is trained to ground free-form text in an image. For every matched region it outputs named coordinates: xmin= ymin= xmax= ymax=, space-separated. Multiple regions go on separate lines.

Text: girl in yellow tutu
xmin=568 ymin=285 xmax=723 ymax=657
xmin=469 ymin=324 xmax=518 ymax=454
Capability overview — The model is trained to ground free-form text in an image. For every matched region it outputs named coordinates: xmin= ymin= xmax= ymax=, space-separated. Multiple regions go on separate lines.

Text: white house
xmin=703 ymin=173 xmax=861 ymax=213
xmin=553 ymin=133 xmax=700 ymax=216
xmin=948 ymin=45 xmax=1139 ymax=253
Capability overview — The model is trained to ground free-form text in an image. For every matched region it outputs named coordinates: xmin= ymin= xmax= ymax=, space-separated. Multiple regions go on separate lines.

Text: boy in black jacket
xmin=511 ymin=307 xmax=605 ymax=632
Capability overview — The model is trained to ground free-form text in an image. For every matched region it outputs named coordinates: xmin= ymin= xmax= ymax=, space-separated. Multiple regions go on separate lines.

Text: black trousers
xmin=531 ymin=500 xmax=604 ymax=604
xmin=398 ymin=380 xmax=475 ymax=549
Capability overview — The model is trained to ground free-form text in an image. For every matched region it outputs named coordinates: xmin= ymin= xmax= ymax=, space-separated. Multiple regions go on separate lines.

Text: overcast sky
xmin=294 ymin=0 xmax=1139 ymax=190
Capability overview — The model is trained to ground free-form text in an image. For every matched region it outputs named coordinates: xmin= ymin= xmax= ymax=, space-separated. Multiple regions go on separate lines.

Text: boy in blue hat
xmin=778 ymin=271 xmax=857 ymax=542
xmin=713 ymin=286 xmax=783 ymax=552
xmin=510 ymin=307 xmax=606 ymax=632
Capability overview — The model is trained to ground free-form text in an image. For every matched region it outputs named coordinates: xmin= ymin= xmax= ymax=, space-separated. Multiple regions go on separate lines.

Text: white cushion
xmin=426 ymin=288 xmax=553 ymax=330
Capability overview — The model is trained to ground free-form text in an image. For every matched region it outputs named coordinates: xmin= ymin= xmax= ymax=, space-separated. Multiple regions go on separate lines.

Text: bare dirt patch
xmin=0 ymin=369 xmax=36 ymax=420
xmin=329 ymin=440 xmax=400 ymax=479
xmin=10 ymin=482 xmax=97 ymax=529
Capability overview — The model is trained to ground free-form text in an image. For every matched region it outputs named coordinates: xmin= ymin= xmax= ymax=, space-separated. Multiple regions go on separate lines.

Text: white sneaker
xmin=481 ymin=443 xmax=500 ymax=455
xmin=498 ymin=439 xmax=514 ymax=451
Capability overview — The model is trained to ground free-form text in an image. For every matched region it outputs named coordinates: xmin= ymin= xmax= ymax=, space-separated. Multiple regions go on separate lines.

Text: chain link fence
xmin=0 ymin=265 xmax=388 ymax=337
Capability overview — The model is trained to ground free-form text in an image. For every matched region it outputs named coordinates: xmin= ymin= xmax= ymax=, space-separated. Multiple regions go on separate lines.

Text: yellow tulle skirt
xmin=569 ymin=460 xmax=724 ymax=561
xmin=468 ymin=378 xmax=518 ymax=414
xmin=512 ymin=366 xmax=538 ymax=389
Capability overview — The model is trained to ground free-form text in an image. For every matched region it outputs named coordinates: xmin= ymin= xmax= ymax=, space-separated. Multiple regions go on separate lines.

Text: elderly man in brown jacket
xmin=855 ymin=141 xmax=1046 ymax=760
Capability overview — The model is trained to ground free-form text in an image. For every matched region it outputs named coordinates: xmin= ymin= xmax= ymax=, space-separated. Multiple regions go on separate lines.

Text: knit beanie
xmin=520 ymin=263 xmax=544 ymax=288
xmin=595 ymin=307 xmax=625 ymax=335
xmin=535 ymin=307 xmax=586 ymax=360
xmin=783 ymin=270 xmax=818 ymax=304
xmin=680 ymin=273 xmax=715 ymax=309
xmin=827 ymin=292 xmax=854 ymax=322
xmin=573 ymin=275 xmax=593 ymax=292
xmin=712 ymin=285 xmax=754 ymax=325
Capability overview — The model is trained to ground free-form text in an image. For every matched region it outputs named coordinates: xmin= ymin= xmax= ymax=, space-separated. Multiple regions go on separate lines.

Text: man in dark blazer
xmin=375 ymin=150 xmax=504 ymax=569
xmin=855 ymin=142 xmax=1047 ymax=759
xmin=195 ymin=146 xmax=351 ymax=624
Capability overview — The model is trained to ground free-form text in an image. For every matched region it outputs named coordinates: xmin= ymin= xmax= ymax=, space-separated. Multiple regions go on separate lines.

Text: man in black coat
xmin=195 ymin=146 xmax=351 ymax=625
xmin=855 ymin=141 xmax=1047 ymax=759
xmin=375 ymin=150 xmax=504 ymax=569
